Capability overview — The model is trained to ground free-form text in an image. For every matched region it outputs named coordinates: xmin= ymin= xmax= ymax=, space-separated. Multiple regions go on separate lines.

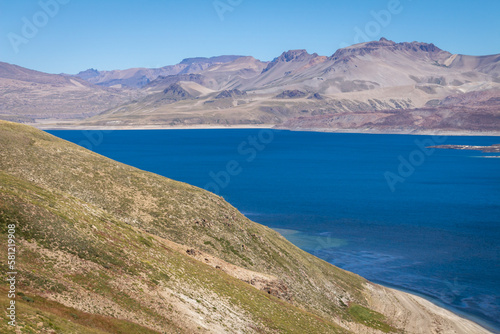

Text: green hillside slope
xmin=0 ymin=120 xmax=402 ymax=333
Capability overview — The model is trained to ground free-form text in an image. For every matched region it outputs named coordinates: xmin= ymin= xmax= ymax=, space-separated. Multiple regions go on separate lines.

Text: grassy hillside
xmin=0 ymin=120 xmax=401 ymax=333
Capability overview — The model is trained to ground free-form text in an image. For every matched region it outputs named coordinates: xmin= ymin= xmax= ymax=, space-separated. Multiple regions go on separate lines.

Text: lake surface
xmin=48 ymin=129 xmax=500 ymax=332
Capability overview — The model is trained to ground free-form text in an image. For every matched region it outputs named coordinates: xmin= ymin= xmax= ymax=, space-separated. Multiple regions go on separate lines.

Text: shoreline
xmin=372 ymin=279 xmax=499 ymax=334
xmin=31 ymin=123 xmax=276 ymax=131
xmin=31 ymin=122 xmax=500 ymax=136
xmin=273 ymin=227 xmax=498 ymax=333
xmin=367 ymin=283 xmax=496 ymax=334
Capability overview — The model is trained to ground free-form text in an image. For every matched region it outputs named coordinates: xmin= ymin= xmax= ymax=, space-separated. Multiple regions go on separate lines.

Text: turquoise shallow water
xmin=48 ymin=129 xmax=500 ymax=332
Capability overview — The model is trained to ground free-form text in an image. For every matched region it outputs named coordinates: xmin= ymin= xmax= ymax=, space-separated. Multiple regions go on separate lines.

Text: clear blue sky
xmin=1 ymin=0 xmax=499 ymax=74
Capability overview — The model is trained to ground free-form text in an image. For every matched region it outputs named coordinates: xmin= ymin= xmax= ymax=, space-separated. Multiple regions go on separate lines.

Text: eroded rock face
xmin=183 ymin=245 xmax=294 ymax=302
xmin=309 ymin=93 xmax=324 ymax=100
xmin=275 ymin=90 xmax=307 ymax=99
xmin=215 ymin=89 xmax=247 ymax=99
xmin=186 ymin=248 xmax=201 ymax=256
xmin=162 ymin=83 xmax=192 ymax=100
xmin=260 ymin=280 xmax=294 ymax=302
xmin=75 ymin=68 xmax=100 ymax=80
xmin=146 ymin=73 xmax=206 ymax=90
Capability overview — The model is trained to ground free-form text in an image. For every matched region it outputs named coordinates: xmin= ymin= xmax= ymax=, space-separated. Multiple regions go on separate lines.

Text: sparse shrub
xmin=22 ymin=295 xmax=35 ymax=303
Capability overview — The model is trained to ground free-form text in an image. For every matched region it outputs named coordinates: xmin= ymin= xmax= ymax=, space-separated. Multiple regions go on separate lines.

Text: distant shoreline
xmin=33 ymin=123 xmax=500 ymax=136
xmin=33 ymin=124 xmax=275 ymax=131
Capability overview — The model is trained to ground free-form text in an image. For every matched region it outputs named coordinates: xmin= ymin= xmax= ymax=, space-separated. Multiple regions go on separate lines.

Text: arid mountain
xmin=74 ymin=55 xmax=245 ymax=89
xmin=0 ymin=120 xmax=492 ymax=333
xmin=68 ymin=39 xmax=498 ymax=132
xmin=0 ymin=62 xmax=138 ymax=124
xmin=234 ymin=38 xmax=496 ymax=94
xmin=142 ymin=56 xmax=268 ymax=92
xmin=237 ymin=50 xmax=328 ymax=91
xmin=1 ymin=39 xmax=499 ymax=133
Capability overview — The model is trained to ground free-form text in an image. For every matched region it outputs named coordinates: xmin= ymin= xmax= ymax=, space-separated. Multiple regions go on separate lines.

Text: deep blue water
xmin=48 ymin=129 xmax=500 ymax=332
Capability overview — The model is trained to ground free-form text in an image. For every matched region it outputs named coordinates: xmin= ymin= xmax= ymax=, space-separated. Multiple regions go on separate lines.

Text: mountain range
xmin=1 ymin=38 xmax=499 ymax=134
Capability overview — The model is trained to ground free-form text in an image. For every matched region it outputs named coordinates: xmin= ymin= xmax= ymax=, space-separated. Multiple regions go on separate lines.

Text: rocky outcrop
xmin=183 ymin=244 xmax=293 ymax=302
xmin=275 ymin=90 xmax=307 ymax=99
xmin=309 ymin=93 xmax=324 ymax=100
xmin=146 ymin=73 xmax=206 ymax=90
xmin=75 ymin=68 xmax=100 ymax=80
xmin=161 ymin=83 xmax=192 ymax=100
xmin=215 ymin=89 xmax=247 ymax=99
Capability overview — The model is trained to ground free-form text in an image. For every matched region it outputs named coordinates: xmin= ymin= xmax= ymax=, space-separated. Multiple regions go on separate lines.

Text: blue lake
xmin=48 ymin=129 xmax=500 ymax=332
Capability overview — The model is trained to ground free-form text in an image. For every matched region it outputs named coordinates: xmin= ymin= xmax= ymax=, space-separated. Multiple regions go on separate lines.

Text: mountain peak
xmin=262 ymin=49 xmax=318 ymax=73
xmin=277 ymin=49 xmax=315 ymax=62
xmin=400 ymin=40 xmax=442 ymax=53
xmin=75 ymin=68 xmax=100 ymax=80
xmin=179 ymin=55 xmax=245 ymax=65
xmin=331 ymin=39 xmax=446 ymax=61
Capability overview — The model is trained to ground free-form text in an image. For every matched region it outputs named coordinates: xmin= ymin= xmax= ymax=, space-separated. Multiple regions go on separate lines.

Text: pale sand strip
xmin=31 ymin=122 xmax=500 ymax=136
xmin=32 ymin=124 xmax=275 ymax=130
xmin=365 ymin=282 xmax=493 ymax=334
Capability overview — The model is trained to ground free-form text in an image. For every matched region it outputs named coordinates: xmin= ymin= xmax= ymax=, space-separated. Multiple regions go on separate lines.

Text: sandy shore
xmin=31 ymin=122 xmax=500 ymax=136
xmin=366 ymin=283 xmax=495 ymax=334
xmin=30 ymin=123 xmax=275 ymax=131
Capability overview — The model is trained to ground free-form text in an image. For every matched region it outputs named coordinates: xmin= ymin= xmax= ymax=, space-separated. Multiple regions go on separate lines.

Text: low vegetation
xmin=0 ymin=120 xmax=402 ymax=333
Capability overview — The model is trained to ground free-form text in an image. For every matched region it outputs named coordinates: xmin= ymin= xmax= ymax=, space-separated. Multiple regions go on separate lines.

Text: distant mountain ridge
xmin=70 ymin=38 xmax=500 ymax=94
xmin=74 ymin=55 xmax=246 ymax=88
xmin=179 ymin=55 xmax=244 ymax=65
xmin=1 ymin=38 xmax=500 ymax=133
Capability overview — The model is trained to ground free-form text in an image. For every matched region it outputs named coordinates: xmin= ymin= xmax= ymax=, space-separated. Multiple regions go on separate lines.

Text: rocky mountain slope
xmin=0 ymin=62 xmax=139 ymax=124
xmin=135 ymin=38 xmax=499 ymax=95
xmin=0 ymin=120 xmax=493 ymax=333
